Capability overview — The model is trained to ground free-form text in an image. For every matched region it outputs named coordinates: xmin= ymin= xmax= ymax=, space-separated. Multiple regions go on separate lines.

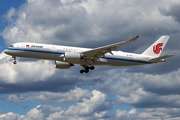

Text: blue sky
xmin=0 ymin=0 xmax=26 ymax=51
xmin=0 ymin=0 xmax=180 ymax=120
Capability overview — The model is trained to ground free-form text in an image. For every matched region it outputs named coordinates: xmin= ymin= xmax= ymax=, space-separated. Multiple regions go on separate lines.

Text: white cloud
xmin=63 ymin=90 xmax=108 ymax=116
xmin=3 ymin=0 xmax=179 ymax=48
xmin=0 ymin=52 xmax=55 ymax=83
xmin=0 ymin=112 xmax=26 ymax=120
xmin=26 ymin=106 xmax=44 ymax=120
xmin=90 ymin=68 xmax=180 ymax=108
xmin=3 ymin=7 xmax=16 ymax=22
xmin=1 ymin=106 xmax=180 ymax=120
xmin=115 ymin=107 xmax=180 ymax=120
xmin=0 ymin=90 xmax=112 ymax=120
xmin=94 ymin=110 xmax=108 ymax=118
xmin=6 ymin=87 xmax=91 ymax=104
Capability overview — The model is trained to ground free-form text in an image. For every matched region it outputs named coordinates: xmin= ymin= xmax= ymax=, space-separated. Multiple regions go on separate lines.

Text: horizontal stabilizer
xmin=150 ymin=55 xmax=174 ymax=62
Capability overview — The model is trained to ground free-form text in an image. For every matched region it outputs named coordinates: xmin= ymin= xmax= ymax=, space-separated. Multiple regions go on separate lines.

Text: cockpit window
xmin=9 ymin=45 xmax=14 ymax=47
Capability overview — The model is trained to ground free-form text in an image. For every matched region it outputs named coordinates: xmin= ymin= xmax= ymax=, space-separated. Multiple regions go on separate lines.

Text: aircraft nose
xmin=4 ymin=49 xmax=9 ymax=54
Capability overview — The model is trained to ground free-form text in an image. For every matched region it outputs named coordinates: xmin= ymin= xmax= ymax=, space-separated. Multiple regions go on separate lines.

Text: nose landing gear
xmin=13 ymin=57 xmax=17 ymax=64
xmin=80 ymin=65 xmax=95 ymax=74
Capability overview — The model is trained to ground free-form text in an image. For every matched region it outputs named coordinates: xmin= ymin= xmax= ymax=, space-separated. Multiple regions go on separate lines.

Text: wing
xmin=81 ymin=33 xmax=141 ymax=62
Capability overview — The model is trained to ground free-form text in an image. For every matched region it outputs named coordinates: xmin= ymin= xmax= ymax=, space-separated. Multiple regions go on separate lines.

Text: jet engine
xmin=55 ymin=61 xmax=74 ymax=69
xmin=64 ymin=52 xmax=82 ymax=63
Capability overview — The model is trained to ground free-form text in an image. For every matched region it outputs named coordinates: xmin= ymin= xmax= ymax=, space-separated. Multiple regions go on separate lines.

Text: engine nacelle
xmin=64 ymin=52 xmax=81 ymax=63
xmin=55 ymin=61 xmax=73 ymax=69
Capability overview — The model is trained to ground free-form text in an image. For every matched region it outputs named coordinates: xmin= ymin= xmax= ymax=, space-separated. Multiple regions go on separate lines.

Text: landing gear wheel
xmin=80 ymin=65 xmax=95 ymax=73
xmin=13 ymin=57 xmax=17 ymax=64
xmin=80 ymin=70 xmax=84 ymax=74
xmin=85 ymin=69 xmax=89 ymax=73
xmin=90 ymin=66 xmax=95 ymax=70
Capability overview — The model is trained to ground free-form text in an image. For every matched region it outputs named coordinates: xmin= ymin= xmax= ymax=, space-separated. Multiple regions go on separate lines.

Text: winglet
xmin=136 ymin=33 xmax=142 ymax=39
xmin=123 ymin=33 xmax=142 ymax=44
xmin=128 ymin=33 xmax=142 ymax=43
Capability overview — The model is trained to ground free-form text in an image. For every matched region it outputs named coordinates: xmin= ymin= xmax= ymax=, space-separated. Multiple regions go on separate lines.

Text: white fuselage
xmin=4 ymin=42 xmax=152 ymax=67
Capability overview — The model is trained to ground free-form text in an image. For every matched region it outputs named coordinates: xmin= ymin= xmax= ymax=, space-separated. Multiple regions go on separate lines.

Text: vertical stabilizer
xmin=142 ymin=36 xmax=170 ymax=57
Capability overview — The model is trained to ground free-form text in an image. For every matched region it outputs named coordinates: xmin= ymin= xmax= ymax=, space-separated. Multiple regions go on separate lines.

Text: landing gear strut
xmin=13 ymin=56 xmax=17 ymax=64
xmin=80 ymin=65 xmax=95 ymax=74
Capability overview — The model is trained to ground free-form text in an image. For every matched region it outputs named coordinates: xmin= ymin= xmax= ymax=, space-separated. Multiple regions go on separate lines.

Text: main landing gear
xmin=80 ymin=65 xmax=95 ymax=74
xmin=13 ymin=56 xmax=17 ymax=64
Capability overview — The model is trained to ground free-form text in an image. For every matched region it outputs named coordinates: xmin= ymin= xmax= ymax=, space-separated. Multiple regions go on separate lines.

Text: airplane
xmin=4 ymin=34 xmax=174 ymax=73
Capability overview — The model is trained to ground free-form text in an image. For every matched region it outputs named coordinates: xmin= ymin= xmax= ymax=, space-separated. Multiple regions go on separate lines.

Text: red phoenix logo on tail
xmin=153 ymin=43 xmax=163 ymax=54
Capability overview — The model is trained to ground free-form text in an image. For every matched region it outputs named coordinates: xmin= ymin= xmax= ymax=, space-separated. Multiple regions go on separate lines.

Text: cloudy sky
xmin=0 ymin=0 xmax=180 ymax=119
